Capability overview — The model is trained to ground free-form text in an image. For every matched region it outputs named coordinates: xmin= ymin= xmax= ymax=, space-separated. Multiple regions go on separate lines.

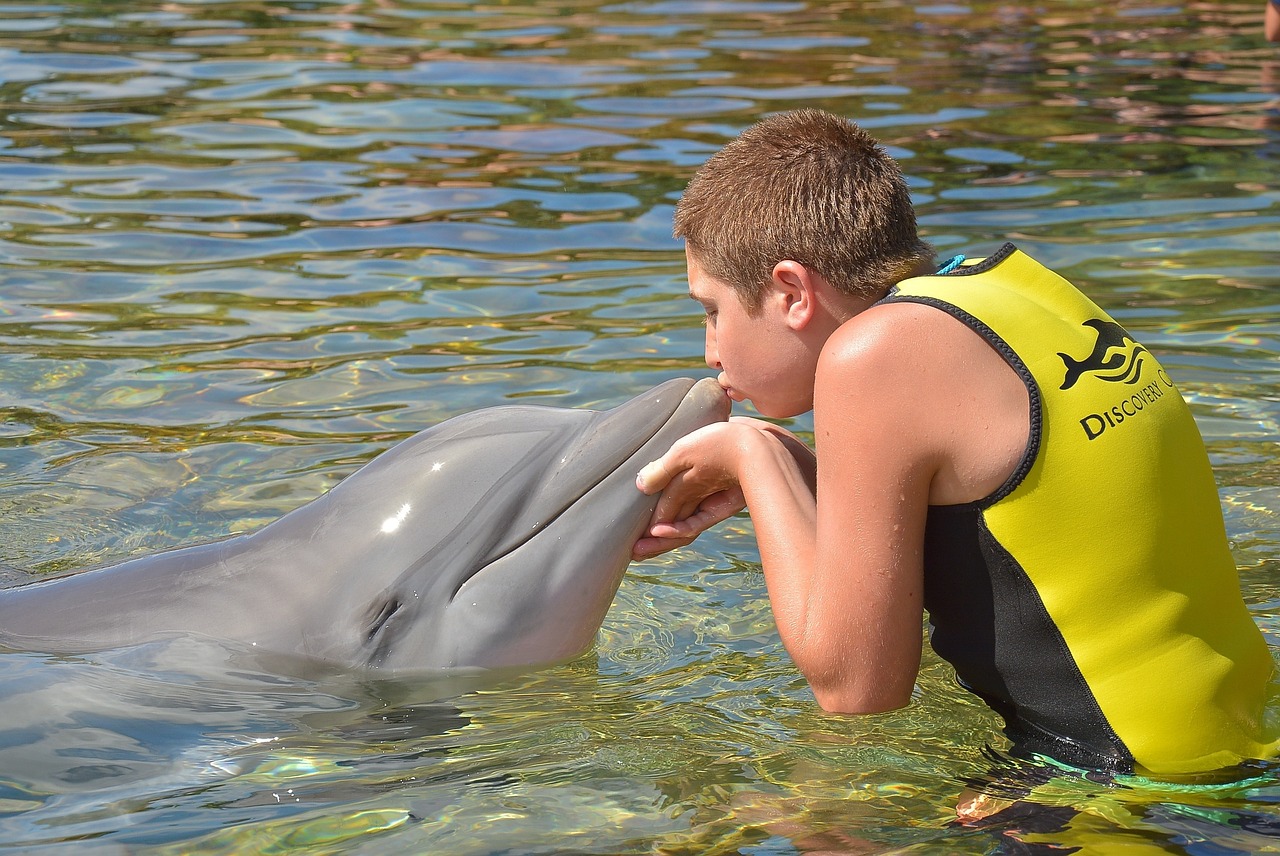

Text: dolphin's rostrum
xmin=0 ymin=378 xmax=730 ymax=673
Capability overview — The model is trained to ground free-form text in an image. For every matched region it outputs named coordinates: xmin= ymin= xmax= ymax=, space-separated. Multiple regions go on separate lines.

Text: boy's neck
xmin=907 ymin=259 xmax=938 ymax=279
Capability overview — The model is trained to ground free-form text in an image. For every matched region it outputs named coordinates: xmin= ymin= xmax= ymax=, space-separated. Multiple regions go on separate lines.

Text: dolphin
xmin=0 ymin=377 xmax=729 ymax=674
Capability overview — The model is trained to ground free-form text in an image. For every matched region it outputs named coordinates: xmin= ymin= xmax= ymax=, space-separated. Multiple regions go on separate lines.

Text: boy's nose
xmin=704 ymin=325 xmax=721 ymax=369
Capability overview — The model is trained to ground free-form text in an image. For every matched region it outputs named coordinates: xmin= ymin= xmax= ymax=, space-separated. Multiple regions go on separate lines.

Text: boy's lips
xmin=717 ymin=372 xmax=745 ymax=402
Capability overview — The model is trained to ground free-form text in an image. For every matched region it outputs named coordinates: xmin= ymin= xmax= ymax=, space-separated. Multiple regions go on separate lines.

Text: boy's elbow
xmin=810 ymin=682 xmax=912 ymax=715
xmin=790 ymin=637 xmax=921 ymax=714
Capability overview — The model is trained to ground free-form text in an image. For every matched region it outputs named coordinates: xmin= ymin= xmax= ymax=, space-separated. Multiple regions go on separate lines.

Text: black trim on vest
xmin=878 ymin=293 xmax=1040 ymax=507
xmin=881 ymin=243 xmax=1036 ymax=506
xmin=941 ymin=241 xmax=1018 ymax=276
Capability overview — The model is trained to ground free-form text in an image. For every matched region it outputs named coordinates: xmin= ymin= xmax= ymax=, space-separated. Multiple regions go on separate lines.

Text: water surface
xmin=1 ymin=0 xmax=1278 ymax=852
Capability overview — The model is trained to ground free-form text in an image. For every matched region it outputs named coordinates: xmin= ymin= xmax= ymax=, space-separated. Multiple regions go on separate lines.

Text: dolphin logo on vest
xmin=1058 ymin=318 xmax=1148 ymax=391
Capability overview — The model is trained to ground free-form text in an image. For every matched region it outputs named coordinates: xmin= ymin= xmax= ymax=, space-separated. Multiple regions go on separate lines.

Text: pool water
xmin=0 ymin=0 xmax=1277 ymax=852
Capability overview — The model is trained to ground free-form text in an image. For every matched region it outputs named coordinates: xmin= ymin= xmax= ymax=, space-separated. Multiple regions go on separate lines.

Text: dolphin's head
xmin=309 ymin=377 xmax=730 ymax=674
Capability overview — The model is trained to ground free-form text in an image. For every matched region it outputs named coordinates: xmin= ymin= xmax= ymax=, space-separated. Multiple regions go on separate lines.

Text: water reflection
xmin=0 ymin=0 xmax=1277 ymax=852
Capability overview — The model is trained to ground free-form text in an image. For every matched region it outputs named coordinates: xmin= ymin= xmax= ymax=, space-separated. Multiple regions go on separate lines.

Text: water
xmin=0 ymin=0 xmax=1277 ymax=851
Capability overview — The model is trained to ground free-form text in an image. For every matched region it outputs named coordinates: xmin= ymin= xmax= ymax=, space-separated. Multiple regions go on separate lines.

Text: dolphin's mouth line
xmin=365 ymin=596 xmax=403 ymax=666
xmin=442 ymin=395 xmax=688 ymax=606
xmin=367 ymin=597 xmax=401 ymax=642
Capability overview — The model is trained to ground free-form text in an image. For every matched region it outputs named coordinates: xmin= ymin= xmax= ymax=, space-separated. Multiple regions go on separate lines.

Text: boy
xmin=632 ymin=109 xmax=1275 ymax=777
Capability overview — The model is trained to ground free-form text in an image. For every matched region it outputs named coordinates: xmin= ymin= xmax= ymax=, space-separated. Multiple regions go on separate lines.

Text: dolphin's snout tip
xmin=615 ymin=377 xmax=729 ymax=438
xmin=687 ymin=376 xmax=732 ymax=421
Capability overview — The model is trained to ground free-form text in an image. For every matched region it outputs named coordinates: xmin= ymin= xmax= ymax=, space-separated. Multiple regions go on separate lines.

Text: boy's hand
xmin=631 ymin=421 xmax=750 ymax=560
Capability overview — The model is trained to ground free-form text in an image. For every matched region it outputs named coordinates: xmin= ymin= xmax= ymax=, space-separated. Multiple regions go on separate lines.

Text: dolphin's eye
xmin=367 ymin=598 xmax=402 ymax=643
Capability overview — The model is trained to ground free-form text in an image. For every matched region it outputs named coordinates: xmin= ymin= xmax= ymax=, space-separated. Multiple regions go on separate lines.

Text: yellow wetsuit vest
xmin=885 ymin=243 xmax=1275 ymax=776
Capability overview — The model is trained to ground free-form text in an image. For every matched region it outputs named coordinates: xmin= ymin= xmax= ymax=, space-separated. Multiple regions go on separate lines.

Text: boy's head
xmin=673 ymin=109 xmax=933 ymax=313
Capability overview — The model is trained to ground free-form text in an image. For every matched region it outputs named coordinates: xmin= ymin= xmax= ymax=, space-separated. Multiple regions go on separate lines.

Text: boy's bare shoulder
xmin=816 ymin=298 xmax=1029 ymax=505
xmin=814 ymin=300 xmax=968 ymax=441
xmin=819 ymin=299 xmax=977 ymax=377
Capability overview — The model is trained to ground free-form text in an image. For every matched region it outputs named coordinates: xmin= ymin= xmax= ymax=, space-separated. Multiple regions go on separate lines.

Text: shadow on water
xmin=0 ymin=638 xmax=538 ymax=848
xmin=0 ymin=0 xmax=1277 ymax=851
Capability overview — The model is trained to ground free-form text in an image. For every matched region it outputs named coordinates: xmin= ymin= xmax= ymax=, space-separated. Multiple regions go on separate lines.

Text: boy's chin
xmin=751 ymin=399 xmax=809 ymax=420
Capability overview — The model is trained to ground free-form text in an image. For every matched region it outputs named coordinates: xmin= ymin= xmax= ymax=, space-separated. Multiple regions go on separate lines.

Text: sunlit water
xmin=0 ymin=0 xmax=1277 ymax=852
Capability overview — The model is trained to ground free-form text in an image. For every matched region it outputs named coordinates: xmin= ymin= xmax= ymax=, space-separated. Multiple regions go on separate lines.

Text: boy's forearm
xmin=738 ymin=429 xmax=819 ymax=616
xmin=738 ymin=433 xmax=910 ymax=711
xmin=738 ymin=431 xmax=923 ymax=714
xmin=742 ymin=420 xmax=818 ymax=497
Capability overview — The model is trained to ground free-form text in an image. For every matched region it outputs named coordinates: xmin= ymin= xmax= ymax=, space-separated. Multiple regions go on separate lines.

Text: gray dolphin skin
xmin=0 ymin=377 xmax=729 ymax=673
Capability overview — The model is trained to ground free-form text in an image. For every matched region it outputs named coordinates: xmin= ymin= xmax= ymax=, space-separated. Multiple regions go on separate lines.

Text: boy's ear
xmin=769 ymin=260 xmax=816 ymax=330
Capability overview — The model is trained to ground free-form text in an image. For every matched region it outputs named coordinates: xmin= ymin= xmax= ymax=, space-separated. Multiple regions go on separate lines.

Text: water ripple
xmin=0 ymin=0 xmax=1277 ymax=852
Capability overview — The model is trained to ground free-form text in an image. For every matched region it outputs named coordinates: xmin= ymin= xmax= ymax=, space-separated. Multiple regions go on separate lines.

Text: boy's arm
xmin=636 ymin=302 xmax=1025 ymax=716
xmin=632 ymin=417 xmax=815 ymax=560
xmin=635 ymin=405 xmax=929 ymax=713
xmin=636 ymin=320 xmax=938 ymax=713
xmin=794 ymin=309 xmax=937 ymax=713
xmin=728 ymin=416 xmax=818 ymax=495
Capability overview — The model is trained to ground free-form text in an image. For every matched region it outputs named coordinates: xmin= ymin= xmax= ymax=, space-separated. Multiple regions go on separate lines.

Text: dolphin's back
xmin=0 ymin=485 xmax=381 ymax=659
xmin=0 ymin=539 xmax=243 ymax=653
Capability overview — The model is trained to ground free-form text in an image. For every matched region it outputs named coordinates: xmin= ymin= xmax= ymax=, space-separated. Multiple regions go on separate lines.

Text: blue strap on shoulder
xmin=936 ymin=254 xmax=966 ymax=275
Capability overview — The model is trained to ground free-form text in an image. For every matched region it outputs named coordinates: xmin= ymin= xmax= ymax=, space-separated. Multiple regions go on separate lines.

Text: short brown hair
xmin=673 ymin=109 xmax=933 ymax=311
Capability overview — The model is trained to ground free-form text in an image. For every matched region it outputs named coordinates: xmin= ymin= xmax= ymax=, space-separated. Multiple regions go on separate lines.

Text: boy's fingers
xmin=637 ymin=427 xmax=708 ymax=494
xmin=649 ymin=518 xmax=697 ymax=539
xmin=632 ymin=533 xmax=695 ymax=561
xmin=650 ymin=473 xmax=707 ymax=527
xmin=701 ymin=490 xmax=746 ymax=523
xmin=636 ymin=456 xmax=674 ymax=494
xmin=650 ymin=488 xmax=688 ymax=528
xmin=650 ymin=488 xmax=743 ymax=538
